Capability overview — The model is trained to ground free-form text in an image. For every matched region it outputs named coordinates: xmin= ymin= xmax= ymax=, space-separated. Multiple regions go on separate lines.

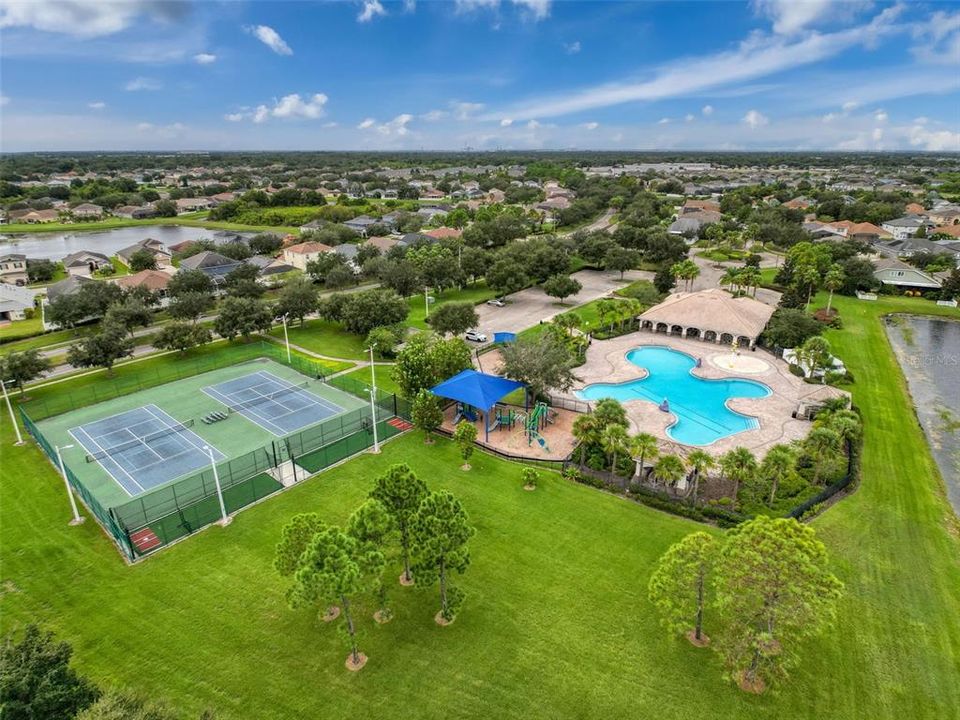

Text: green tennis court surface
xmin=35 ymin=358 xmax=367 ymax=509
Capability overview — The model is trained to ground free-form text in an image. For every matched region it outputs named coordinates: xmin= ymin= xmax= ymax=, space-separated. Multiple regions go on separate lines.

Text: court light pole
xmin=1 ymin=379 xmax=24 ymax=445
xmin=277 ymin=313 xmax=291 ymax=363
xmin=368 ymin=345 xmax=377 ymax=391
xmin=203 ymin=445 xmax=231 ymax=526
xmin=55 ymin=444 xmax=84 ymax=526
xmin=368 ymin=387 xmax=380 ymax=454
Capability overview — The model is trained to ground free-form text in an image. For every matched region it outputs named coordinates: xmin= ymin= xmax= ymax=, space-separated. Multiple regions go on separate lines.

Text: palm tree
xmin=759 ymin=444 xmax=797 ymax=507
xmin=719 ymin=447 xmax=758 ymax=507
xmin=805 ymin=427 xmax=841 ymax=485
xmin=738 ymin=267 xmax=762 ymax=297
xmin=824 ymin=264 xmax=845 ymax=314
xmin=653 ymin=454 xmax=686 ymax=490
xmin=631 ymin=433 xmax=659 ymax=481
xmin=720 ymin=267 xmax=741 ymax=293
xmin=601 ymin=424 xmax=630 ymax=476
xmin=796 ymin=262 xmax=822 ymax=312
xmin=686 ymin=449 xmax=715 ymax=506
xmin=553 ymin=312 xmax=581 ymax=338
xmin=572 ymin=414 xmax=598 ymax=467
xmin=796 ymin=336 xmax=831 ymax=381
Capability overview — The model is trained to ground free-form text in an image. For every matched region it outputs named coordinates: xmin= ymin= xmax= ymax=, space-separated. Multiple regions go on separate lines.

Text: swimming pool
xmin=576 ymin=346 xmax=771 ymax=446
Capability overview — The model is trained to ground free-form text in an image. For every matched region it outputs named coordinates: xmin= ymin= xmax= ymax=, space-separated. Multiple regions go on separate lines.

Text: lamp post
xmin=368 ymin=387 xmax=381 ymax=454
xmin=55 ymin=444 xmax=84 ymax=525
xmin=368 ymin=345 xmax=377 ymax=391
xmin=1 ymin=379 xmax=24 ymax=445
xmin=424 ymin=286 xmax=430 ymax=318
xmin=203 ymin=445 xmax=231 ymax=526
xmin=276 ymin=313 xmax=291 ymax=363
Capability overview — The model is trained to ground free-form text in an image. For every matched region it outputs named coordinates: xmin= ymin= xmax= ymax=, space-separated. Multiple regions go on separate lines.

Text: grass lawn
xmin=2 ymin=215 xmax=301 ymax=236
xmin=340 ymin=363 xmax=401 ymax=396
xmin=267 ymin=318 xmax=369 ymax=360
xmin=0 ymin=315 xmax=43 ymax=342
xmin=0 ymin=325 xmax=92 ymax=356
xmin=1 ymin=295 xmax=959 ymax=719
xmin=407 ymin=283 xmax=498 ymax=331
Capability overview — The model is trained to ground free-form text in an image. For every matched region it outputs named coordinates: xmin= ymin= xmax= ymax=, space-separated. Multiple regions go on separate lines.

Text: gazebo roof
xmin=430 ymin=369 xmax=525 ymax=411
xmin=640 ymin=288 xmax=775 ymax=339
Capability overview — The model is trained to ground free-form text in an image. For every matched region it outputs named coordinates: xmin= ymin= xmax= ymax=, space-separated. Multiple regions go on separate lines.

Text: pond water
xmin=885 ymin=315 xmax=960 ymax=515
xmin=576 ymin=345 xmax=771 ymax=446
xmin=0 ymin=225 xmax=252 ymax=261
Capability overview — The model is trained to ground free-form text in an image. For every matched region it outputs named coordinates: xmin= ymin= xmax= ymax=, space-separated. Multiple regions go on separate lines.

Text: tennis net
xmin=85 ymin=419 xmax=196 ymax=463
xmin=225 ymin=381 xmax=310 ymax=413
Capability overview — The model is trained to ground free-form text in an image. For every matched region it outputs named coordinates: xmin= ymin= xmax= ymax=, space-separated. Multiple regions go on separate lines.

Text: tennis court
xmin=201 ymin=370 xmax=345 ymax=435
xmin=69 ymin=404 xmax=225 ymax=497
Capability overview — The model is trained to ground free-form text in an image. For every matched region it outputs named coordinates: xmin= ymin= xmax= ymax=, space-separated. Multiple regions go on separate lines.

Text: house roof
xmin=639 ymin=288 xmax=775 ymax=340
xmin=363 ymin=236 xmax=399 ymax=252
xmin=62 ymin=250 xmax=110 ymax=266
xmin=0 ymin=282 xmax=38 ymax=310
xmin=883 ymin=215 xmax=927 ymax=228
xmin=179 ymin=251 xmax=240 ymax=275
xmin=932 ymin=225 xmax=960 ymax=239
xmin=114 ymin=269 xmax=172 ymax=292
xmin=830 ymin=220 xmax=891 ymax=238
xmin=422 ymin=227 xmax=462 ymax=239
xmin=0 ymin=253 xmax=27 ymax=262
xmin=47 ymin=275 xmax=93 ymax=301
xmin=284 ymin=241 xmax=332 ymax=255
xmin=117 ymin=238 xmax=169 ymax=260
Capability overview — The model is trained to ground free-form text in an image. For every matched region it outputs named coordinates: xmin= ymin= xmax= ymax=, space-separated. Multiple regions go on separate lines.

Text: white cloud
xmin=500 ymin=118 xmax=513 ymax=127
xmin=684 ymin=114 xmax=695 ymax=122
xmin=403 ymin=0 xmax=416 ymax=12
xmin=527 ymin=119 xmax=540 ymax=129
xmin=874 ymin=109 xmax=888 ymax=122
xmin=657 ymin=117 xmax=670 ymax=125
xmin=841 ymin=100 xmax=859 ymax=113
xmin=702 ymin=104 xmax=714 ymax=116
xmin=908 ymin=124 xmax=960 ymax=151
xmin=357 ymin=118 xmax=376 ymax=129
xmin=742 ymin=109 xmax=769 ymax=128
xmin=0 ymin=0 xmax=186 ymax=38
xmin=485 ymin=6 xmax=905 ymax=121
xmin=252 ymin=105 xmax=269 ymax=124
xmin=822 ymin=112 xmax=838 ymax=123
xmin=0 ymin=95 xmax=9 ymax=107
xmin=375 ymin=114 xmax=414 ymax=136
xmin=193 ymin=52 xmax=216 ymax=65
xmin=272 ymin=93 xmax=328 ymax=119
xmin=225 ymin=113 xmax=245 ymax=122
xmin=135 ymin=121 xmax=185 ymax=138
xmin=125 ymin=77 xmax=161 ymax=91
xmin=88 ymin=101 xmax=105 ymax=109
xmin=872 ymin=127 xmax=884 ymax=142
xmin=753 ymin=0 xmax=836 ymax=35
xmin=136 ymin=122 xmax=153 ymax=131
xmin=247 ymin=25 xmax=292 ymax=55
xmin=914 ymin=116 xmax=929 ymax=125
xmin=911 ymin=9 xmax=960 ymax=65
xmin=454 ymin=0 xmax=551 ymax=21
xmin=581 ymin=121 xmax=599 ymax=130
xmin=453 ymin=101 xmax=484 ymax=120
xmin=564 ymin=40 xmax=581 ymax=54
xmin=323 ymin=121 xmax=338 ymax=128
xmin=422 ymin=110 xmax=449 ymax=121
xmin=358 ymin=0 xmax=387 ymax=22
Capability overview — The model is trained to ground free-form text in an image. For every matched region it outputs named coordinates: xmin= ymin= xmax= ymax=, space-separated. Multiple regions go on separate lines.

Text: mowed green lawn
xmin=0 ymin=294 xmax=958 ymax=719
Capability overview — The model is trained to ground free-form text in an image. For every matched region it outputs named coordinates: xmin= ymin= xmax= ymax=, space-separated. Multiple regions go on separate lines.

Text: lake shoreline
xmin=884 ymin=314 xmax=960 ymax=517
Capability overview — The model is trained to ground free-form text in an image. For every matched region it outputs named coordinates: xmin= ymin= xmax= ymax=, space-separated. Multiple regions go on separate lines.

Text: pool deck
xmin=557 ymin=332 xmax=848 ymax=459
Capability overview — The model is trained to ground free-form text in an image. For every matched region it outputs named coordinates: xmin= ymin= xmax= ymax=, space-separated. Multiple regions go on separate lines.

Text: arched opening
xmin=655 ymin=322 xmax=669 ymax=334
xmin=671 ymin=325 xmax=683 ymax=335
xmin=720 ymin=332 xmax=735 ymax=344
xmin=686 ymin=327 xmax=701 ymax=339
xmin=737 ymin=335 xmax=751 ymax=348
xmin=703 ymin=330 xmax=717 ymax=342
xmin=641 ymin=320 xmax=654 ymax=331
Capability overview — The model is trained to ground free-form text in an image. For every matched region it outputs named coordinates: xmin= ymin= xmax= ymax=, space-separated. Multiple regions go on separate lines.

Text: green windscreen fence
xmin=19 ymin=348 xmax=411 ymax=561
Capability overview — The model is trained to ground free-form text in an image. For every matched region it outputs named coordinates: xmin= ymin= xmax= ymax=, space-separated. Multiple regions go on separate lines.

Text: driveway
xmin=473 ymin=268 xmax=651 ymax=338
xmin=691 ymin=253 xmax=782 ymax=307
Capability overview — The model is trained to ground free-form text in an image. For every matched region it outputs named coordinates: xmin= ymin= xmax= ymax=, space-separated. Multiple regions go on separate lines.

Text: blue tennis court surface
xmin=69 ymin=404 xmax=225 ymax=497
xmin=201 ymin=370 xmax=344 ymax=436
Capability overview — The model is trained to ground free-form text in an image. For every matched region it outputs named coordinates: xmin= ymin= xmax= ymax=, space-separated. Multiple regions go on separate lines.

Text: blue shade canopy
xmin=493 ymin=332 xmax=517 ymax=344
xmin=430 ymin=370 xmax=525 ymax=411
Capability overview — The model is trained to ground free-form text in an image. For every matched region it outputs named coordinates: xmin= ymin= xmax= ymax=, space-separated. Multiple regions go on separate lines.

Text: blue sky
xmin=1 ymin=0 xmax=958 ymax=152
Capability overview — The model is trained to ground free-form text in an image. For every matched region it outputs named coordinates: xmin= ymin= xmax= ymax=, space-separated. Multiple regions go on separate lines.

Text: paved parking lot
xmin=471 ymin=268 xmax=651 ymax=340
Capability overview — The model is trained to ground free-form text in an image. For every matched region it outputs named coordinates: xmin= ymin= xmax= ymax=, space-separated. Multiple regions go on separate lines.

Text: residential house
xmin=343 ymin=215 xmax=379 ymax=237
xmin=421 ymin=188 xmax=446 ymax=199
xmin=333 ymin=243 xmax=360 ymax=271
xmin=113 ymin=204 xmax=156 ymax=219
xmin=399 ymin=232 xmax=436 ymax=247
xmin=829 ymin=221 xmax=890 ymax=244
xmin=931 ymin=225 xmax=960 ymax=239
xmin=927 ymin=206 xmax=960 ymax=226
xmin=803 ymin=221 xmax=847 ymax=241
xmin=46 ymin=274 xmax=93 ymax=303
xmin=881 ymin=215 xmax=929 ymax=240
xmin=246 ymin=255 xmax=295 ymax=281
xmin=0 ymin=253 xmax=29 ymax=286
xmin=0 ymin=283 xmax=37 ymax=322
xmin=17 ymin=209 xmax=60 ymax=224
xmin=282 ymin=242 xmax=333 ymax=271
xmin=114 ymin=270 xmax=173 ymax=306
xmin=71 ymin=203 xmax=104 ymax=219
xmin=209 ymin=192 xmax=237 ymax=204
xmin=116 ymin=238 xmax=172 ymax=269
xmin=62 ymin=250 xmax=112 ymax=277
xmin=178 ymin=250 xmax=241 ymax=286
xmin=874 ymin=237 xmax=960 ymax=266
xmin=681 ymin=199 xmax=721 ymax=214
xmin=299 ymin=219 xmax=325 ymax=234
xmin=905 ymin=202 xmax=926 ymax=215
xmin=416 ymin=207 xmax=448 ymax=221
xmin=486 ymin=188 xmax=506 ymax=204
xmin=872 ymin=257 xmax=944 ymax=291
xmin=783 ymin=197 xmax=814 ymax=210
xmin=667 ymin=216 xmax=705 ymax=240
xmin=379 ymin=212 xmax=401 ymax=229
xmin=175 ymin=197 xmax=214 ymax=213
xmin=422 ymin=227 xmax=463 ymax=240
xmin=362 ymin=236 xmax=400 ymax=254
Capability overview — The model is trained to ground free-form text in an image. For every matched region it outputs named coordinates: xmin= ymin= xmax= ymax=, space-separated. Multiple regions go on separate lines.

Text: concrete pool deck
xmin=557 ymin=332 xmax=848 ymax=459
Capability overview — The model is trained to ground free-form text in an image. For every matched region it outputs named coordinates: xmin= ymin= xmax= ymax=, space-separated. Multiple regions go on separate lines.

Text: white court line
xmin=202 ymin=385 xmax=288 ymax=436
xmin=254 ymin=370 xmax=344 ymax=415
xmin=117 ymin=427 xmax=165 ymax=461
xmin=141 ymin=404 xmax=217 ymax=458
xmin=68 ymin=424 xmax=143 ymax=495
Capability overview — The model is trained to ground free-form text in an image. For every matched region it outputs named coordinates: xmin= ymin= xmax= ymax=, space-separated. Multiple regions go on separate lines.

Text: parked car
xmin=465 ymin=330 xmax=488 ymax=343
xmin=486 ymin=298 xmax=505 ymax=307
